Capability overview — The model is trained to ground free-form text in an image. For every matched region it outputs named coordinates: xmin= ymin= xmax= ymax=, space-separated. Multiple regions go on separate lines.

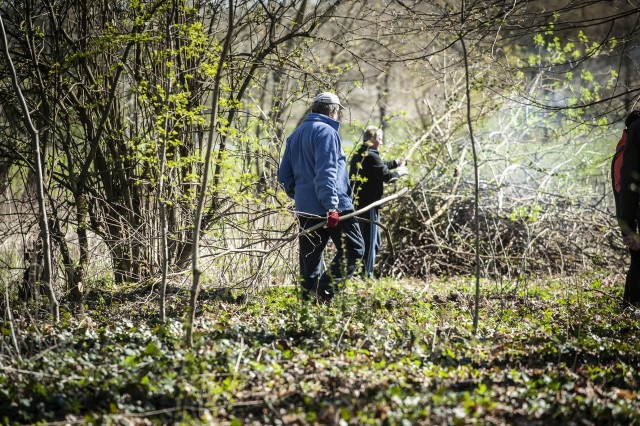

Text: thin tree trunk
xmin=186 ymin=0 xmax=235 ymax=347
xmin=459 ymin=2 xmax=480 ymax=336
xmin=378 ymin=62 xmax=391 ymax=131
xmin=73 ymin=194 xmax=88 ymax=311
xmin=159 ymin=0 xmax=177 ymax=322
xmin=0 ymin=12 xmax=59 ymax=322
xmin=4 ymin=280 xmax=21 ymax=360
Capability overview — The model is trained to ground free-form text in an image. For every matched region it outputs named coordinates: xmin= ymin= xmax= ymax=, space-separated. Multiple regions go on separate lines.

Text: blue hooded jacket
xmin=278 ymin=113 xmax=354 ymax=216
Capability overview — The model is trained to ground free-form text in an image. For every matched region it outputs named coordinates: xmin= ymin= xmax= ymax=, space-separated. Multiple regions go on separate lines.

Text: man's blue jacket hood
xmin=278 ymin=113 xmax=354 ymax=215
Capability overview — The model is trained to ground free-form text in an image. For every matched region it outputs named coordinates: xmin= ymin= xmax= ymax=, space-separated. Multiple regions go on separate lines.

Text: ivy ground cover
xmin=1 ymin=275 xmax=639 ymax=424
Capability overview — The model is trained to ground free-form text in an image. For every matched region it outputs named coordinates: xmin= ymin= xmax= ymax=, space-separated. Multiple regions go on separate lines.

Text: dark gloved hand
xmin=325 ymin=209 xmax=339 ymax=228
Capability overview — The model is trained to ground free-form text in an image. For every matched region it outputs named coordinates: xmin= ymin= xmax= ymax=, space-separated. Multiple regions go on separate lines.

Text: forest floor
xmin=1 ymin=272 xmax=639 ymax=425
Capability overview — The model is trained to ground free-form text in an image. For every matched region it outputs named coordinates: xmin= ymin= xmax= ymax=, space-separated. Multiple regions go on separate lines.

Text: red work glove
xmin=325 ymin=209 xmax=339 ymax=228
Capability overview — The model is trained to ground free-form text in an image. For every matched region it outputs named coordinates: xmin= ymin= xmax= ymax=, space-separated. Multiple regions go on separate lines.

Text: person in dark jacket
xmin=278 ymin=92 xmax=365 ymax=303
xmin=618 ymin=110 xmax=640 ymax=308
xmin=612 ymin=110 xmax=640 ymax=219
xmin=349 ymin=126 xmax=408 ymax=278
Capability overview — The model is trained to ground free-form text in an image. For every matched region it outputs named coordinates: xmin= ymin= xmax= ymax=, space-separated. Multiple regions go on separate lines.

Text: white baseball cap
xmin=313 ymin=92 xmax=347 ymax=110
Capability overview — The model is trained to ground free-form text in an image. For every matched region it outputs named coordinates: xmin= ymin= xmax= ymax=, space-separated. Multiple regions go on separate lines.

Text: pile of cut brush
xmin=379 ymin=194 xmax=623 ymax=279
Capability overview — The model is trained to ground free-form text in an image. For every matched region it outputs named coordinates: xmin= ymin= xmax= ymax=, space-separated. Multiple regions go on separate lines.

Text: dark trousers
xmin=358 ymin=208 xmax=380 ymax=278
xmin=298 ymin=211 xmax=364 ymax=301
xmin=624 ymin=249 xmax=640 ymax=306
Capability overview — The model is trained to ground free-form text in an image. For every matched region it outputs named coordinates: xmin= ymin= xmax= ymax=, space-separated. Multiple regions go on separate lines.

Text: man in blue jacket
xmin=278 ymin=92 xmax=365 ymax=303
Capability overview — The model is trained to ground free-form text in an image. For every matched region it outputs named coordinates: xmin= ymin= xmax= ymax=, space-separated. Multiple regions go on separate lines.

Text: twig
xmin=355 ymin=216 xmax=396 ymax=258
xmin=583 ymin=287 xmax=620 ymax=302
xmin=234 ymin=335 xmax=245 ymax=373
xmin=4 ymin=282 xmax=21 ymax=360
xmin=335 ymin=313 xmax=354 ymax=349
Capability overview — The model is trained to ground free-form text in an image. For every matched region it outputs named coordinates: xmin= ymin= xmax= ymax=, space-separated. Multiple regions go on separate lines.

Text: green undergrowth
xmin=1 ymin=275 xmax=639 ymax=425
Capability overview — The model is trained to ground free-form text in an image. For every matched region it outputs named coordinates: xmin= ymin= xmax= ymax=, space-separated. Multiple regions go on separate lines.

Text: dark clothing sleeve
xmin=620 ymin=121 xmax=640 ymax=235
xmin=278 ymin=139 xmax=295 ymax=198
xmin=385 ymin=159 xmax=399 ymax=170
xmin=364 ymin=151 xmax=399 ymax=183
